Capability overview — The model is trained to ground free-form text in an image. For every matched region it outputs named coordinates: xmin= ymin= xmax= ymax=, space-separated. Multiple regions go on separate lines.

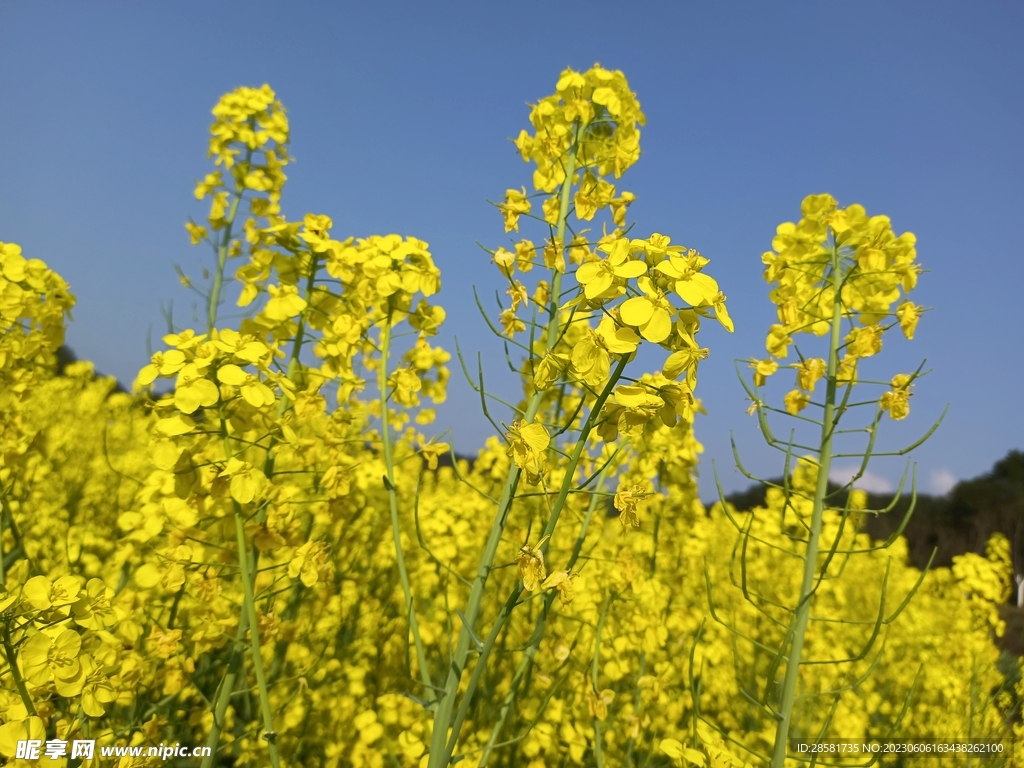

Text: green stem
xmin=232 ymin=502 xmax=281 ymax=767
xmin=214 ymin=410 xmax=280 ymax=768
xmin=206 ymin=146 xmax=252 ymax=335
xmin=770 ymin=244 xmax=843 ymax=768
xmin=203 ymin=247 xmax=320 ymax=762
xmin=427 ymin=127 xmax=580 ymax=767
xmin=200 ymin=614 xmax=248 ymax=768
xmin=440 ymin=360 xmax=625 ymax=761
xmin=0 ymin=493 xmax=30 ymax=575
xmin=478 ymin=472 xmax=608 ymax=767
xmin=380 ymin=316 xmax=435 ymax=702
xmin=2 ymin=622 xmax=36 ymax=717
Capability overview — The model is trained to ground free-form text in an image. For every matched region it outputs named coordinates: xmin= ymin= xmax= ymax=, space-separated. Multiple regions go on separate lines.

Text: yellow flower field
xmin=0 ymin=67 xmax=1020 ymax=767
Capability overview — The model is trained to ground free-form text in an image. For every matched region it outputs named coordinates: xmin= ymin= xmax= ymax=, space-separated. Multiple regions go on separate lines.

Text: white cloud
xmin=929 ymin=469 xmax=957 ymax=496
xmin=828 ymin=465 xmax=893 ymax=494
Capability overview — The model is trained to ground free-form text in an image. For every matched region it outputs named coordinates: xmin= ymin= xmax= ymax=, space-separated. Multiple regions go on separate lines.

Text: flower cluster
xmin=754 ymin=194 xmax=924 ymax=419
xmin=514 ymin=64 xmax=645 ymax=193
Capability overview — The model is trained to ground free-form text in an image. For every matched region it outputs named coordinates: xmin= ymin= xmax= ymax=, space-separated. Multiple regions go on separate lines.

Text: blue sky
xmin=2 ymin=1 xmax=1021 ymax=495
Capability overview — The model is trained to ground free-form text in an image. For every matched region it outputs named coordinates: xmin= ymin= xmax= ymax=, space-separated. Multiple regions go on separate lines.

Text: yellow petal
xmin=614 ymin=385 xmax=651 ymax=408
xmin=676 ymin=273 xmax=719 ymax=306
xmin=519 ymin=422 xmax=550 ymax=453
xmin=134 ymin=563 xmax=163 ymax=589
xmin=612 ymin=260 xmax=647 ymax=278
xmin=584 ymin=272 xmax=614 ymax=300
xmin=620 ymin=296 xmax=654 ymax=327
xmin=23 ymin=575 xmax=53 ymax=609
xmin=642 ymin=307 xmax=672 ymax=343
xmin=716 ymin=302 xmax=734 ymax=333
xmin=217 ymin=364 xmax=248 ymax=385
xmin=155 ymin=414 xmax=196 ymax=437
xmin=660 ymin=739 xmax=685 ymax=759
xmin=174 ymin=385 xmax=203 ymax=414
xmin=0 ymin=717 xmax=45 ymax=758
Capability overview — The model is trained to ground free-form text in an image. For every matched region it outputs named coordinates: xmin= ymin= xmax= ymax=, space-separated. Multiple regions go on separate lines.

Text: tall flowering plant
xmin=718 ymin=195 xmax=946 ymax=766
xmin=422 ymin=64 xmax=732 ymax=766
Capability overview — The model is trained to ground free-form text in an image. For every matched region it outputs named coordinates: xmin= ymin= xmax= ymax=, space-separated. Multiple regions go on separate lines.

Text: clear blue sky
xmin=2 ymin=1 xmax=1022 ymax=495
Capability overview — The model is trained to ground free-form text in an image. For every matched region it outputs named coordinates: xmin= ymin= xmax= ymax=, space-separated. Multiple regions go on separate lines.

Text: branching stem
xmin=770 ymin=244 xmax=843 ymax=768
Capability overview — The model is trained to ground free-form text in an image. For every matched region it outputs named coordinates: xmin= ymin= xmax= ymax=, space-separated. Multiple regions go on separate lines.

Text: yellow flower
xmin=655 ymin=249 xmax=719 ymax=307
xmin=136 ymin=349 xmax=187 ymax=387
xmin=620 ymin=277 xmax=673 ymax=343
xmin=517 ymin=536 xmax=550 ymax=592
xmin=614 ymin=484 xmax=648 ymax=527
xmin=610 ymin=190 xmax=635 ymax=227
xmin=264 ymin=284 xmax=308 ymax=321
xmin=185 ymin=221 xmax=208 ymax=245
xmin=194 ymin=172 xmax=222 ymax=200
xmin=589 ymin=688 xmax=615 ymax=721
xmin=0 ymin=591 xmax=18 ymax=613
xmin=72 ymin=578 xmax=118 ymax=630
xmin=21 ymin=628 xmax=82 ymax=686
xmin=793 ymin=358 xmax=826 ymax=393
xmin=219 ymin=457 xmax=269 ymax=504
xmin=662 ymin=334 xmax=709 ymax=386
xmin=660 ymin=738 xmax=707 ymax=766
xmin=750 ymin=358 xmax=778 ymax=387
xmin=766 ymin=324 xmax=792 ymax=358
xmin=880 ymin=373 xmax=913 ymax=420
xmin=575 ymin=238 xmax=647 ymax=300
xmin=499 ymin=308 xmax=525 ymax=337
xmin=55 ymin=654 xmax=115 ymax=716
xmin=541 ymin=570 xmax=577 ymax=605
xmin=388 ymin=366 xmax=422 ymax=406
xmin=23 ymin=575 xmax=81 ymax=611
xmin=507 ymin=281 xmax=529 ymax=312
xmin=784 ymin=389 xmax=810 ymax=415
xmin=505 ymin=420 xmax=550 ymax=483
xmin=896 ymin=300 xmax=922 ymax=340
xmin=514 ymin=239 xmax=536 ymax=273
xmin=712 ymin=291 xmax=734 ymax=333
xmin=573 ymin=174 xmax=615 ymax=221
xmin=217 ymin=363 xmax=276 ymax=408
xmin=289 ymin=541 xmax=331 ymax=587
xmin=499 ymin=188 xmax=531 ymax=232
xmin=845 ymin=324 xmax=883 ymax=359
xmin=836 ymin=354 xmax=858 ymax=387
xmin=174 ymin=363 xmax=219 ymax=414
xmin=542 ymin=196 xmax=561 ymax=225
xmin=570 ymin=316 xmax=640 ymax=387
xmin=532 ymin=351 xmax=569 ymax=391
xmin=419 ymin=440 xmax=450 ymax=471
xmin=0 ymin=717 xmax=45 ymax=759
xmin=492 ymin=247 xmax=515 ymax=277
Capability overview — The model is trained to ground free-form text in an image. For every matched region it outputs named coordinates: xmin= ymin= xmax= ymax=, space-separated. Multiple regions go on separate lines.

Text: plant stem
xmin=200 ymin=614 xmax=248 ymax=768
xmin=206 ymin=147 xmax=252 ymax=335
xmin=426 ymin=127 xmax=580 ymax=767
xmin=478 ymin=471 xmax=608 ymax=767
xmin=215 ymin=411 xmax=281 ymax=768
xmin=770 ymin=244 xmax=843 ymax=768
xmin=440 ymin=356 xmax=624 ymax=759
xmin=232 ymin=502 xmax=281 ymax=767
xmin=379 ymin=315 xmax=435 ymax=702
xmin=204 ymin=247 xmax=320 ymax=763
xmin=2 ymin=623 xmax=36 ymax=717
